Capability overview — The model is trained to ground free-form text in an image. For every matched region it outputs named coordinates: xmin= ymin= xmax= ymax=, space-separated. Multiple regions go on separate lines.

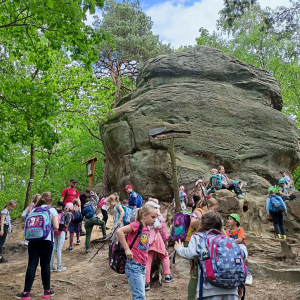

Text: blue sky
xmin=87 ymin=0 xmax=293 ymax=48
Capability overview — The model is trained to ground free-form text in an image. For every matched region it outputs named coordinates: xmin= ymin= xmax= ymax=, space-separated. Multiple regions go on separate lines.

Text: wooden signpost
xmin=149 ymin=128 xmax=191 ymax=213
xmin=82 ymin=156 xmax=98 ymax=190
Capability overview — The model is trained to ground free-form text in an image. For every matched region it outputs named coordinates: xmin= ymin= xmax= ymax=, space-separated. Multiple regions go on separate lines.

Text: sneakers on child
xmin=237 ymin=193 xmax=246 ymax=199
xmin=0 ymin=255 xmax=8 ymax=263
xmin=106 ymin=227 xmax=110 ymax=230
xmin=42 ymin=289 xmax=55 ymax=298
xmin=165 ymin=275 xmax=174 ymax=283
xmin=50 ymin=266 xmax=57 ymax=272
xmin=66 ymin=247 xmax=73 ymax=252
xmin=100 ymin=235 xmax=107 ymax=241
xmin=145 ymin=283 xmax=150 ymax=291
xmin=77 ymin=240 xmax=81 ymax=245
xmin=275 ymin=234 xmax=282 ymax=239
xmin=85 ymin=249 xmax=90 ymax=254
xmin=15 ymin=291 xmax=31 ymax=300
xmin=283 ymin=235 xmax=287 ymax=239
xmin=56 ymin=266 xmax=66 ymax=272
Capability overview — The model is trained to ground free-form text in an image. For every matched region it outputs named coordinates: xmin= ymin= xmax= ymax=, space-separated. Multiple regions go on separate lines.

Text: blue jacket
xmin=128 ymin=191 xmax=138 ymax=208
xmin=266 ymin=194 xmax=287 ymax=214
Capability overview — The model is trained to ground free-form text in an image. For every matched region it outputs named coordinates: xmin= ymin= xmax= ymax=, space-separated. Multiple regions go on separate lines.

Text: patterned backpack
xmin=268 ymin=195 xmax=285 ymax=212
xmin=109 ymin=222 xmax=143 ymax=274
xmin=25 ymin=206 xmax=53 ymax=242
xmin=196 ymin=229 xmax=247 ymax=300
xmin=54 ymin=211 xmax=65 ymax=235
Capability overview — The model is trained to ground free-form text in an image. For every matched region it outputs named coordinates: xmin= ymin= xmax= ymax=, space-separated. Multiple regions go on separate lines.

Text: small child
xmin=278 ymin=178 xmax=296 ymax=201
xmin=0 ymin=200 xmax=17 ymax=263
xmin=175 ymin=211 xmax=243 ymax=300
xmin=66 ymin=199 xmax=82 ymax=252
xmin=169 ymin=188 xmax=187 ymax=211
xmin=116 ymin=205 xmax=158 ymax=300
xmin=267 ymin=186 xmax=287 ymax=239
xmin=51 ymin=201 xmax=67 ymax=272
xmin=205 ymin=168 xmax=222 ymax=196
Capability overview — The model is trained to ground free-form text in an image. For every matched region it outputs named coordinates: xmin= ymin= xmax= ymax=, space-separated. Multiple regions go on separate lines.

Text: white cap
xmin=195 ymin=179 xmax=203 ymax=186
xmin=145 ymin=201 xmax=160 ymax=208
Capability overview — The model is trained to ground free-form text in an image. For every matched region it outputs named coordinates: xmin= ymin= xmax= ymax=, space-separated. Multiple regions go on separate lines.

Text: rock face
xmin=101 ymin=46 xmax=300 ymax=200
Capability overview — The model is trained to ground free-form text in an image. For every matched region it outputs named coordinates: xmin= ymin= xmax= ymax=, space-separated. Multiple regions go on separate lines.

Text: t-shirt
xmin=61 ymin=188 xmax=79 ymax=205
xmin=1 ymin=208 xmax=11 ymax=226
xmin=127 ymin=221 xmax=150 ymax=266
xmin=226 ymin=227 xmax=247 ymax=246
xmin=220 ymin=174 xmax=228 ymax=185
xmin=283 ymin=175 xmax=292 ymax=188
xmin=31 ymin=205 xmax=58 ymax=241
xmin=279 ymin=186 xmax=288 ymax=195
xmin=113 ymin=204 xmax=123 ymax=226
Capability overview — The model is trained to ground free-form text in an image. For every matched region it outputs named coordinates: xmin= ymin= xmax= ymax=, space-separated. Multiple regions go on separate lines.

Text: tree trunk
xmin=43 ymin=152 xmax=51 ymax=178
xmin=24 ymin=130 xmax=35 ymax=209
xmin=101 ymin=157 xmax=110 ymax=197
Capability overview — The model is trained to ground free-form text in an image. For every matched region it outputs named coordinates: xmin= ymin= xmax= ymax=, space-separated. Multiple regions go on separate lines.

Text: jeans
xmin=101 ymin=209 xmax=108 ymax=225
xmin=50 ymin=231 xmax=66 ymax=268
xmin=24 ymin=240 xmax=53 ymax=292
xmin=282 ymin=195 xmax=296 ymax=201
xmin=0 ymin=224 xmax=8 ymax=255
xmin=125 ymin=259 xmax=146 ymax=300
xmin=270 ymin=211 xmax=286 ymax=235
xmin=222 ymin=183 xmax=242 ymax=196
xmin=85 ymin=217 xmax=106 ymax=250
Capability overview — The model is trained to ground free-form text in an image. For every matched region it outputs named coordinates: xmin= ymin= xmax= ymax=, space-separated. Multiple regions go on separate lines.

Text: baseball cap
xmin=70 ymin=178 xmax=78 ymax=183
xmin=123 ymin=185 xmax=132 ymax=190
xmin=279 ymin=178 xmax=286 ymax=184
xmin=227 ymin=213 xmax=240 ymax=225
xmin=268 ymin=186 xmax=276 ymax=193
xmin=280 ymin=169 xmax=285 ymax=173
xmin=65 ymin=203 xmax=74 ymax=210
xmin=56 ymin=201 xmax=64 ymax=207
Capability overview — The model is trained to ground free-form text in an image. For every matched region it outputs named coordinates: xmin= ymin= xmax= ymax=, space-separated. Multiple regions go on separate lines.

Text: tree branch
xmin=82 ymin=122 xmax=102 ymax=141
xmin=95 ymin=150 xmax=105 ymax=156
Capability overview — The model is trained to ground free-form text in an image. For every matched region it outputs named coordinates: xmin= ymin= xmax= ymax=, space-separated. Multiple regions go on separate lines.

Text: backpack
xmin=268 ymin=195 xmax=285 ymax=212
xmin=98 ymin=197 xmax=107 ymax=208
xmin=24 ymin=206 xmax=53 ymax=242
xmin=82 ymin=205 xmax=95 ymax=219
xmin=72 ymin=210 xmax=83 ymax=224
xmin=196 ymin=229 xmax=247 ymax=300
xmin=109 ymin=221 xmax=143 ymax=274
xmin=125 ymin=208 xmax=138 ymax=224
xmin=54 ymin=212 xmax=65 ymax=235
xmin=136 ymin=194 xmax=143 ymax=208
xmin=209 ymin=174 xmax=222 ymax=190
xmin=122 ymin=205 xmax=133 ymax=225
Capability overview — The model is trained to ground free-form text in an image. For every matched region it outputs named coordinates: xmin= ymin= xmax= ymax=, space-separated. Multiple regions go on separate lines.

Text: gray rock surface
xmin=101 ymin=46 xmax=300 ymax=200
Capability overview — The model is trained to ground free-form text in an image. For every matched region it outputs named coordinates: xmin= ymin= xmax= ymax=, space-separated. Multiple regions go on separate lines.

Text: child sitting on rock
xmin=205 ymin=168 xmax=222 ymax=195
xmin=267 ymin=186 xmax=287 ymax=239
xmin=278 ymin=178 xmax=296 ymax=201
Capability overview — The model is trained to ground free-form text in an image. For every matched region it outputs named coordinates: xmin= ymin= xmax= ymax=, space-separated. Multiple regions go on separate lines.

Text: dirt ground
xmin=0 ymin=210 xmax=300 ymax=300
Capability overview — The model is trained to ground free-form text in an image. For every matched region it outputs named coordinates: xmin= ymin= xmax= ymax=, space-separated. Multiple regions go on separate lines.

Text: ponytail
xmin=136 ymin=205 xmax=156 ymax=221
xmin=4 ymin=200 xmax=17 ymax=209
xmin=36 ymin=192 xmax=53 ymax=207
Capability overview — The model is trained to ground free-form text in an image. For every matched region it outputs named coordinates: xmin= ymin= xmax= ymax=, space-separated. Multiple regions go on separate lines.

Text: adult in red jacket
xmin=60 ymin=179 xmax=80 ymax=205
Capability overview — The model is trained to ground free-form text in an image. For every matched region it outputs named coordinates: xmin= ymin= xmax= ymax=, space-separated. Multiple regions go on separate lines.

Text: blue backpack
xmin=136 ymin=194 xmax=143 ymax=208
xmin=72 ymin=210 xmax=83 ymax=224
xmin=196 ymin=229 xmax=247 ymax=300
xmin=268 ymin=195 xmax=285 ymax=212
xmin=82 ymin=205 xmax=95 ymax=219
xmin=122 ymin=205 xmax=133 ymax=225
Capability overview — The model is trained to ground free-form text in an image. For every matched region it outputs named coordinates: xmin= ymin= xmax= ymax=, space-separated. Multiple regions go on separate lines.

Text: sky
xmin=86 ymin=0 xmax=293 ymax=49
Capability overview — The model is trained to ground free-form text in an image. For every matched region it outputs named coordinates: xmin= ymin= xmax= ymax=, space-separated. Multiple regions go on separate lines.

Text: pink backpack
xmin=54 ymin=212 xmax=65 ymax=235
xmin=98 ymin=197 xmax=107 ymax=208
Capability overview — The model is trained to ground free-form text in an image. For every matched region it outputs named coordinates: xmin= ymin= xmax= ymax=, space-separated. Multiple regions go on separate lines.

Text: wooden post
xmin=83 ymin=157 xmax=98 ymax=191
xmin=88 ymin=161 xmax=95 ymax=190
xmin=169 ymin=138 xmax=181 ymax=213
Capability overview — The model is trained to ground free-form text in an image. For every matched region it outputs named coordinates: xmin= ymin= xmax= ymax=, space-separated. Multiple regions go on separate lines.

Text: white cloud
xmin=145 ymin=0 xmax=294 ymax=49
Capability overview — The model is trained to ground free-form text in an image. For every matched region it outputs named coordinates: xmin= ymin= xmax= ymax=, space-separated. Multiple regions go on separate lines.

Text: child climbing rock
xmin=267 ymin=186 xmax=287 ymax=239
xmin=205 ymin=169 xmax=222 ymax=195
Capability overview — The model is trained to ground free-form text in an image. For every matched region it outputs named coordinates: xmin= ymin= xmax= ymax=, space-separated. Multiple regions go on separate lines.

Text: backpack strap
xmin=129 ymin=221 xmax=143 ymax=249
xmin=64 ymin=188 xmax=69 ymax=201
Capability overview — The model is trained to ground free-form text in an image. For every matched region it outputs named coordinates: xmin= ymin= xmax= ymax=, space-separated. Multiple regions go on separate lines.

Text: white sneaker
xmin=57 ymin=266 xmax=67 ymax=272
xmin=50 ymin=266 xmax=57 ymax=272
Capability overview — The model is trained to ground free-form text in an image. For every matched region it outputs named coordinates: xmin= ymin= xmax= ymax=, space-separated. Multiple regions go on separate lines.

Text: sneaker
xmin=56 ymin=266 xmax=66 ymax=272
xmin=85 ymin=249 xmax=90 ymax=254
xmin=275 ymin=234 xmax=282 ymax=239
xmin=15 ymin=291 xmax=31 ymax=300
xmin=283 ymin=235 xmax=287 ymax=239
xmin=80 ymin=231 xmax=86 ymax=236
xmin=100 ymin=235 xmax=107 ymax=241
xmin=237 ymin=193 xmax=246 ymax=199
xmin=77 ymin=240 xmax=81 ymax=245
xmin=66 ymin=247 xmax=73 ymax=252
xmin=145 ymin=283 xmax=150 ymax=291
xmin=42 ymin=289 xmax=55 ymax=298
xmin=165 ymin=275 xmax=174 ymax=283
xmin=0 ymin=256 xmax=8 ymax=263
xmin=50 ymin=266 xmax=57 ymax=272
xmin=106 ymin=227 xmax=110 ymax=230
xmin=65 ymin=236 xmax=67 ymax=240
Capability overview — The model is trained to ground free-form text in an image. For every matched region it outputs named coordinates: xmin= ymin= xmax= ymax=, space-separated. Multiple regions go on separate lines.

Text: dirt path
xmin=0 ymin=215 xmax=299 ymax=300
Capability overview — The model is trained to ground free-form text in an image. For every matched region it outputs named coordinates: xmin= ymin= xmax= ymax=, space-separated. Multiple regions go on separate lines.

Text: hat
xmin=65 ymin=203 xmax=74 ymax=210
xmin=70 ymin=178 xmax=78 ymax=183
xmin=227 ymin=213 xmax=240 ymax=225
xmin=56 ymin=201 xmax=64 ymax=207
xmin=195 ymin=179 xmax=203 ymax=186
xmin=123 ymin=185 xmax=132 ymax=190
xmin=145 ymin=201 xmax=160 ymax=208
xmin=268 ymin=186 xmax=276 ymax=193
xmin=280 ymin=169 xmax=285 ymax=173
xmin=279 ymin=178 xmax=286 ymax=184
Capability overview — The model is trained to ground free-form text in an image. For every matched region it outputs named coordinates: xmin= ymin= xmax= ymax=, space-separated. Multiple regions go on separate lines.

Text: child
xmin=116 ymin=205 xmax=157 ymax=300
xmin=66 ymin=199 xmax=82 ymax=252
xmin=107 ymin=194 xmax=125 ymax=242
xmin=205 ymin=169 xmax=222 ymax=195
xmin=16 ymin=192 xmax=58 ymax=300
xmin=169 ymin=188 xmax=187 ymax=211
xmin=267 ymin=186 xmax=287 ymax=239
xmin=175 ymin=211 xmax=243 ymax=300
xmin=64 ymin=202 xmax=73 ymax=240
xmin=218 ymin=165 xmax=246 ymax=199
xmin=278 ymin=178 xmax=296 ymax=201
xmin=184 ymin=197 xmax=219 ymax=300
xmin=50 ymin=201 xmax=67 ymax=272
xmin=145 ymin=200 xmax=173 ymax=291
xmin=192 ymin=180 xmax=206 ymax=212
xmin=279 ymin=169 xmax=293 ymax=189
xmin=123 ymin=185 xmax=143 ymax=209
xmin=0 ymin=200 xmax=17 ymax=263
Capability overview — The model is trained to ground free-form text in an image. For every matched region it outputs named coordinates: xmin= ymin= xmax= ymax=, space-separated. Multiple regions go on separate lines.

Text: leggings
xmin=0 ymin=224 xmax=8 ymax=255
xmin=85 ymin=217 xmax=106 ymax=250
xmin=69 ymin=232 xmax=80 ymax=248
xmin=146 ymin=250 xmax=170 ymax=283
xmin=50 ymin=231 xmax=66 ymax=268
xmin=24 ymin=240 xmax=53 ymax=292
xmin=101 ymin=209 xmax=108 ymax=225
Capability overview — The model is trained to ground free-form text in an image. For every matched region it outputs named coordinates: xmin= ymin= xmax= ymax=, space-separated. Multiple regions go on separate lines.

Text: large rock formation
xmin=101 ymin=46 xmax=300 ymax=200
